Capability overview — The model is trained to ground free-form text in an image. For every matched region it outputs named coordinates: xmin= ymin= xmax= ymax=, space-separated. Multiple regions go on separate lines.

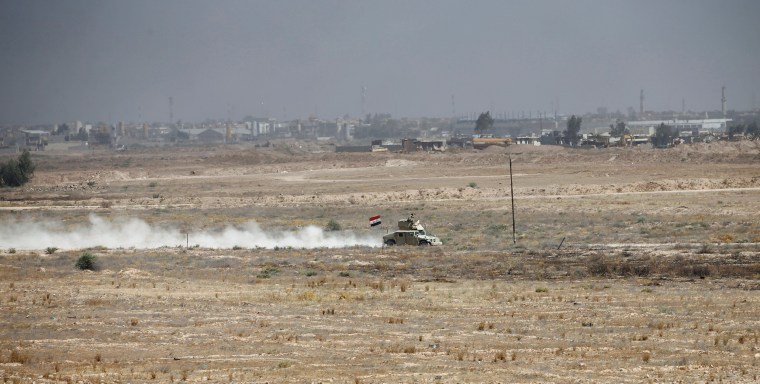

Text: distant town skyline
xmin=1 ymin=0 xmax=759 ymax=124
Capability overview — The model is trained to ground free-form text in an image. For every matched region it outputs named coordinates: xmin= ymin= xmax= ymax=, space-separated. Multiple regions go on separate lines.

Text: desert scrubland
xmin=1 ymin=140 xmax=760 ymax=383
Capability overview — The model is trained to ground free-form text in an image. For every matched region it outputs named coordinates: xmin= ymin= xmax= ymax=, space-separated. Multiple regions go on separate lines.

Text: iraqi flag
xmin=369 ymin=215 xmax=382 ymax=227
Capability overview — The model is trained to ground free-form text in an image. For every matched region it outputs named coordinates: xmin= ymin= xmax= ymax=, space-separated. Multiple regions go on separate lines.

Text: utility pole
xmin=509 ymin=156 xmax=516 ymax=245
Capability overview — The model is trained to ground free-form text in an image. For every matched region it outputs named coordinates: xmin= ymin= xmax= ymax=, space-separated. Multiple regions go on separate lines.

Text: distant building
xmin=626 ymin=119 xmax=731 ymax=135
xmin=515 ymin=136 xmax=541 ymax=146
xmin=181 ymin=128 xmax=228 ymax=143
xmin=20 ymin=129 xmax=50 ymax=150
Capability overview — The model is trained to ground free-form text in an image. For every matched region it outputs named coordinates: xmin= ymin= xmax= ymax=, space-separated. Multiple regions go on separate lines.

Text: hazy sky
xmin=1 ymin=0 xmax=759 ymax=124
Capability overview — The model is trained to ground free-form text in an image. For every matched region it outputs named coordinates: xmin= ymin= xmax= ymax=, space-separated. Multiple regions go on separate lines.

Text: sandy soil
xmin=1 ymin=140 xmax=759 ymax=382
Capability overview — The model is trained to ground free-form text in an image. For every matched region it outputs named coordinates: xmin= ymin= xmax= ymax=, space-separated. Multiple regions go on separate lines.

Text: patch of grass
xmin=468 ymin=182 xmax=477 ymax=188
xmin=715 ymin=233 xmax=734 ymax=243
xmin=9 ymin=350 xmax=31 ymax=364
xmin=325 ymin=219 xmax=342 ymax=231
xmin=148 ymin=181 xmax=158 ymax=188
xmin=257 ymin=266 xmax=279 ymax=278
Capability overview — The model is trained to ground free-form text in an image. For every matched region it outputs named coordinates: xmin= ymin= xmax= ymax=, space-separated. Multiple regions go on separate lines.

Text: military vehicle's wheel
xmin=419 ymin=241 xmax=430 ymax=246
xmin=384 ymin=239 xmax=396 ymax=246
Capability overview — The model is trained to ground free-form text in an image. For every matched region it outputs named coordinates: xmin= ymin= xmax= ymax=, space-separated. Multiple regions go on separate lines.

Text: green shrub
xmin=468 ymin=182 xmax=477 ymax=188
xmin=45 ymin=247 xmax=58 ymax=255
xmin=75 ymin=252 xmax=99 ymax=271
xmin=257 ymin=267 xmax=279 ymax=278
xmin=325 ymin=219 xmax=342 ymax=231
xmin=0 ymin=150 xmax=35 ymax=187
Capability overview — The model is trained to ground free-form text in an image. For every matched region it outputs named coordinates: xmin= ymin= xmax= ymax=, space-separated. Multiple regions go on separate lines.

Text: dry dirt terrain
xmin=1 ymin=140 xmax=760 ymax=383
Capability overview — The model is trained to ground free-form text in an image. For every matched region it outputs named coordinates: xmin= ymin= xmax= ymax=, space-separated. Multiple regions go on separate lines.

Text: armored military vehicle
xmin=383 ymin=215 xmax=443 ymax=246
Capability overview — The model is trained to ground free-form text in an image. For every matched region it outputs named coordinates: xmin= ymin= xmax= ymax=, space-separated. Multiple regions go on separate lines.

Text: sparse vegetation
xmin=75 ymin=252 xmax=99 ymax=271
xmin=325 ymin=219 xmax=342 ymax=231
xmin=1 ymin=130 xmax=759 ymax=382
xmin=257 ymin=266 xmax=279 ymax=278
xmin=0 ymin=150 xmax=35 ymax=187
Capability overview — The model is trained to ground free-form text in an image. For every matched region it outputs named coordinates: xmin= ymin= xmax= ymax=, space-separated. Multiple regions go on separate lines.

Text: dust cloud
xmin=0 ymin=215 xmax=381 ymax=250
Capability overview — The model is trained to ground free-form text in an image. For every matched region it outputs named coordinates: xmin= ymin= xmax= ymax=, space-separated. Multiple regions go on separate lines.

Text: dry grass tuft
xmin=9 ymin=350 xmax=31 ymax=364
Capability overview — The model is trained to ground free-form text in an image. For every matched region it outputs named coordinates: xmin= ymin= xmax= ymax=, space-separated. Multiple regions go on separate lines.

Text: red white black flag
xmin=369 ymin=215 xmax=382 ymax=227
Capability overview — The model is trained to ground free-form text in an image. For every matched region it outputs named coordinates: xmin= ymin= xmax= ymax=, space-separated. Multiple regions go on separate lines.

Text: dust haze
xmin=1 ymin=1 xmax=759 ymax=123
xmin=0 ymin=214 xmax=380 ymax=250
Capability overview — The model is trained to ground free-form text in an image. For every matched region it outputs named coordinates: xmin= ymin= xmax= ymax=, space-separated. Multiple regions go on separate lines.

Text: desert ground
xmin=1 ymin=140 xmax=760 ymax=383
